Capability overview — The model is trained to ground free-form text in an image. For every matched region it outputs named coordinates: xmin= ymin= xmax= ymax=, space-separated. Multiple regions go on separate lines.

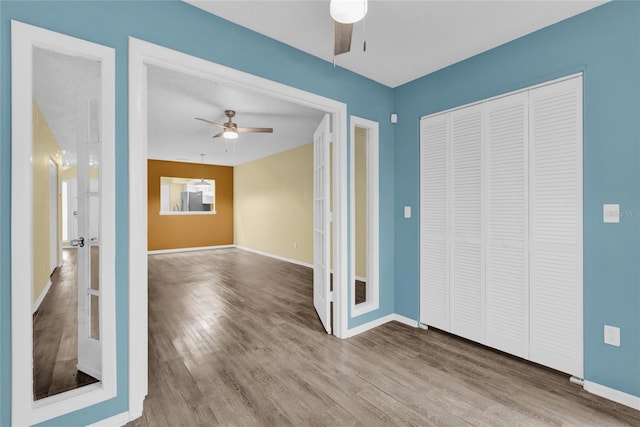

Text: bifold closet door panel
xmin=420 ymin=114 xmax=450 ymax=330
xmin=484 ymin=93 xmax=530 ymax=358
xmin=529 ymin=77 xmax=583 ymax=377
xmin=450 ymin=105 xmax=484 ymax=342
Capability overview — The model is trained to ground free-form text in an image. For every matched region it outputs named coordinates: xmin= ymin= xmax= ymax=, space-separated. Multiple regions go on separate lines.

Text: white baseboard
xmin=87 ymin=411 xmax=132 ymax=427
xmin=345 ymin=313 xmax=420 ymax=338
xmin=344 ymin=314 xmax=395 ymax=338
xmin=236 ymin=246 xmax=313 ymax=269
xmin=32 ymin=280 xmax=52 ymax=314
xmin=583 ymin=380 xmax=640 ymax=411
xmin=392 ymin=314 xmax=419 ymax=327
xmin=148 ymin=244 xmax=235 ymax=255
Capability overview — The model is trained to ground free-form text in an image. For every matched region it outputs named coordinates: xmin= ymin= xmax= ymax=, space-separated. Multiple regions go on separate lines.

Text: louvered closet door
xmin=420 ymin=114 xmax=450 ymax=330
xmin=450 ymin=105 xmax=484 ymax=342
xmin=529 ymin=77 xmax=583 ymax=377
xmin=485 ymin=93 xmax=529 ymax=358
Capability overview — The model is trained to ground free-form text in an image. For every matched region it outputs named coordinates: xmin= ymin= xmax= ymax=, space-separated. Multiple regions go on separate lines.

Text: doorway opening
xmin=129 ymin=38 xmax=349 ymax=416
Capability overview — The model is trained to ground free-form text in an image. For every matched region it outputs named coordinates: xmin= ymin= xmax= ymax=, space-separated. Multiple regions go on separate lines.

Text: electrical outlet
xmin=603 ymin=204 xmax=620 ymax=223
xmin=604 ymin=325 xmax=620 ymax=347
xmin=293 ymin=242 xmax=298 ymax=249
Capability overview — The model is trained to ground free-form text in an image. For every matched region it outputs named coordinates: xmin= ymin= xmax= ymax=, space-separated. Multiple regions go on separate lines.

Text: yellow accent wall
xmin=234 ymin=143 xmax=313 ymax=265
xmin=355 ymin=127 xmax=367 ymax=279
xmin=148 ymin=159 xmax=234 ymax=250
xmin=33 ymin=99 xmax=63 ymax=304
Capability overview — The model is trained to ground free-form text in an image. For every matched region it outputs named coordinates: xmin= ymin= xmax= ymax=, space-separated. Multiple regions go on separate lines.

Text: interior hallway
xmin=33 ymin=248 xmax=98 ymax=400
xmin=129 ymin=248 xmax=640 ymax=426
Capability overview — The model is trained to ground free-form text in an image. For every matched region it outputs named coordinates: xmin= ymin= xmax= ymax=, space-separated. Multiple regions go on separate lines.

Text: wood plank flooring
xmin=33 ymin=248 xmax=98 ymax=400
xmin=129 ymin=248 xmax=640 ymax=426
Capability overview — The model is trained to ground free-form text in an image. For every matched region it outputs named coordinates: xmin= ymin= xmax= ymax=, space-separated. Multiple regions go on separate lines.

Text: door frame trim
xmin=128 ymin=38 xmax=349 ymax=418
xmin=10 ymin=20 xmax=117 ymax=425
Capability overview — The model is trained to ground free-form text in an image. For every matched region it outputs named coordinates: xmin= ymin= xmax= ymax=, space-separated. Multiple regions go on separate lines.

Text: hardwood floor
xmin=33 ymin=248 xmax=98 ymax=400
xmin=129 ymin=248 xmax=640 ymax=426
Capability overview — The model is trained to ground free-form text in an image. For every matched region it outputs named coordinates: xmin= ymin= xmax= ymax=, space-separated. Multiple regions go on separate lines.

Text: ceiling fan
xmin=195 ymin=110 xmax=273 ymax=139
xmin=331 ymin=0 xmax=368 ymax=57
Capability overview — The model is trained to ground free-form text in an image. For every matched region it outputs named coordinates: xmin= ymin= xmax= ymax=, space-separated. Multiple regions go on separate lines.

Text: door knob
xmin=70 ymin=237 xmax=85 ymax=248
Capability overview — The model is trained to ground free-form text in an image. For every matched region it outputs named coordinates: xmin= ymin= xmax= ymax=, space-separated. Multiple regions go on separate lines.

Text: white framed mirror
xmin=350 ymin=116 xmax=379 ymax=317
xmin=11 ymin=21 xmax=116 ymax=425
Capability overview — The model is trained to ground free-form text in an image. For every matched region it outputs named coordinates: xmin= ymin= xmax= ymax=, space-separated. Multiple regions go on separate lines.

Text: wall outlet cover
xmin=604 ymin=324 xmax=620 ymax=347
xmin=404 ymin=206 xmax=411 ymax=219
xmin=603 ymin=204 xmax=620 ymax=223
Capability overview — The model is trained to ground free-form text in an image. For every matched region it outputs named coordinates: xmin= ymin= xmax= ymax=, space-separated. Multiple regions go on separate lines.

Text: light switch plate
xmin=604 ymin=325 xmax=620 ymax=347
xmin=603 ymin=204 xmax=620 ymax=223
xmin=404 ymin=206 xmax=411 ymax=218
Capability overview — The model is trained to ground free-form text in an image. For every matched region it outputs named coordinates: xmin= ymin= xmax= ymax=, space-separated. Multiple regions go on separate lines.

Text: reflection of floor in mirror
xmin=33 ymin=248 xmax=99 ymax=400
xmin=355 ymin=279 xmax=366 ymax=305
xmin=329 ymin=274 xmax=367 ymax=304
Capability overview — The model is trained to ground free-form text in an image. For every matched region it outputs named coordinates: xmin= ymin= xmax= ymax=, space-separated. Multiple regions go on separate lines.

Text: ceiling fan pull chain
xmin=363 ymin=11 xmax=367 ymax=52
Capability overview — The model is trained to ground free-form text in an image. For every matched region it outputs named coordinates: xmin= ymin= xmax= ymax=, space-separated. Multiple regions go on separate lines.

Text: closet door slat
xmin=450 ymin=105 xmax=484 ymax=342
xmin=529 ymin=77 xmax=583 ymax=378
xmin=485 ymin=92 xmax=529 ymax=358
xmin=420 ymin=114 xmax=450 ymax=330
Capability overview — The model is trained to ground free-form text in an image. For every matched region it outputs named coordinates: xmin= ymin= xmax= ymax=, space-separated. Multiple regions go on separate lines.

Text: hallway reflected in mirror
xmin=31 ymin=45 xmax=103 ymax=401
xmin=33 ymin=249 xmax=99 ymax=400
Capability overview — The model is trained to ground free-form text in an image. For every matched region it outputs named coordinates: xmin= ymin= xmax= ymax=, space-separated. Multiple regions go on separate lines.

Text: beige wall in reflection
xmin=32 ymin=99 xmax=63 ymax=305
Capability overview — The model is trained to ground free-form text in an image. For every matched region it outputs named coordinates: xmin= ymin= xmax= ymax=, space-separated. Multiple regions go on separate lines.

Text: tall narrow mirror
xmin=354 ymin=127 xmax=368 ymax=305
xmin=350 ymin=118 xmax=379 ymax=316
xmin=32 ymin=47 xmax=102 ymax=400
xmin=12 ymin=21 xmax=116 ymax=425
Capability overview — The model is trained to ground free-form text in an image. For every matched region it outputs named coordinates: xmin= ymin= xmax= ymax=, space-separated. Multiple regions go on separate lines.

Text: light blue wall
xmin=0 ymin=1 xmax=394 ymax=425
xmin=394 ymin=1 xmax=640 ymax=398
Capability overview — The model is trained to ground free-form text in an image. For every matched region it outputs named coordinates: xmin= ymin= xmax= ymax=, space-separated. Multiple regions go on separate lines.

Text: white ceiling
xmin=147 ymin=65 xmax=326 ymax=166
xmin=33 ymin=47 xmax=101 ymax=166
xmin=187 ymin=0 xmax=606 ymax=88
xmin=34 ymin=1 xmax=607 ymax=169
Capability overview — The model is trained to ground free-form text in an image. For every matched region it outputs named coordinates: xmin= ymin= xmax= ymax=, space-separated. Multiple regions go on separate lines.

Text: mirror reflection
xmin=354 ymin=127 xmax=367 ymax=305
xmin=32 ymin=46 xmax=103 ymax=399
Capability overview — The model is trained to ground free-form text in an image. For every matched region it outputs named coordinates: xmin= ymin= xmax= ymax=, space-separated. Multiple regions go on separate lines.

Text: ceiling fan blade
xmin=195 ymin=117 xmax=225 ymax=128
xmin=237 ymin=127 xmax=273 ymax=134
xmin=334 ymin=22 xmax=353 ymax=56
xmin=211 ymin=131 xmax=224 ymax=138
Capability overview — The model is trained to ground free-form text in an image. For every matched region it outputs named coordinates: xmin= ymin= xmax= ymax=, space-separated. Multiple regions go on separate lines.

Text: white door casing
xmin=313 ymin=113 xmax=332 ymax=334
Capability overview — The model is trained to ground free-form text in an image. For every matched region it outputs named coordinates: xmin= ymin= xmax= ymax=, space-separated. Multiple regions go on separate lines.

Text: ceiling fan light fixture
xmin=223 ymin=129 xmax=238 ymax=139
xmin=195 ymin=154 xmax=212 ymax=190
xmin=330 ymin=0 xmax=367 ymax=24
